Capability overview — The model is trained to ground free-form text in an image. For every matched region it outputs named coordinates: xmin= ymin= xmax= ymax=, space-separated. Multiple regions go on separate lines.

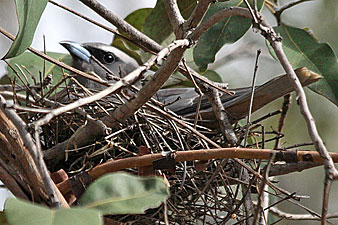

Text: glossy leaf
xmin=112 ymin=8 xmax=152 ymax=64
xmin=80 ymin=172 xmax=169 ymax=215
xmin=5 ymin=52 xmax=71 ymax=89
xmin=5 ymin=198 xmax=103 ymax=225
xmin=271 ymin=24 xmax=338 ymax=106
xmin=0 ymin=75 xmax=11 ymax=85
xmin=193 ymin=0 xmax=264 ymax=72
xmin=143 ymin=0 xmax=197 ymax=44
xmin=3 ymin=0 xmax=48 ymax=59
xmin=203 ymin=70 xmax=223 ymax=83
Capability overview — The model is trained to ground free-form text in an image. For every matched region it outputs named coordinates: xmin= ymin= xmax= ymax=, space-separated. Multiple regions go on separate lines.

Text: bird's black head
xmin=60 ymin=41 xmax=139 ymax=89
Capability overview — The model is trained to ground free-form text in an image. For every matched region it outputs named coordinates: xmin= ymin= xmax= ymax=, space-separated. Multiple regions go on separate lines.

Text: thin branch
xmin=269 ymin=206 xmax=338 ymax=221
xmin=274 ymin=0 xmax=313 ymax=25
xmin=239 ymin=165 xmax=255 ymax=225
xmin=259 ymin=184 xmax=270 ymax=225
xmin=244 ymin=49 xmax=261 ymax=147
xmin=274 ymin=94 xmax=291 ymax=149
xmin=33 ymin=126 xmax=68 ymax=208
xmin=253 ymin=152 xmax=275 ymax=224
xmin=181 ymin=59 xmax=203 ymax=130
xmin=269 ymin=34 xmax=338 ymax=179
xmin=50 ymin=0 xmax=231 ymax=98
xmin=322 ymin=178 xmax=332 ymax=224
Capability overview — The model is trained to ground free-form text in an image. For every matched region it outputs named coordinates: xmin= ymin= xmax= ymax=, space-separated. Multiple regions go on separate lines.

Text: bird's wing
xmin=156 ymin=67 xmax=321 ymax=124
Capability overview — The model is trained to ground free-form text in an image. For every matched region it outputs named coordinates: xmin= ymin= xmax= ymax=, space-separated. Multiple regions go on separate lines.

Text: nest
xmin=8 ymin=80 xmax=289 ymax=224
xmin=20 ymin=82 xmax=280 ymax=224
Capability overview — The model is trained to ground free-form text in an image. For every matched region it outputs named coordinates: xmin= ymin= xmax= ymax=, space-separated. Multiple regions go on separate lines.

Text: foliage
xmin=79 ymin=173 xmax=169 ymax=215
xmin=193 ymin=0 xmax=264 ymax=72
xmin=2 ymin=0 xmax=48 ymax=58
xmin=269 ymin=24 xmax=338 ymax=105
xmin=3 ymin=173 xmax=169 ymax=225
xmin=2 ymin=52 xmax=71 ymax=92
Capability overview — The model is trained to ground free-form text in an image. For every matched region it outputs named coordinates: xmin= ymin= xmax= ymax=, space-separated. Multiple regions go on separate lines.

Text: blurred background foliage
xmin=0 ymin=0 xmax=337 ymax=224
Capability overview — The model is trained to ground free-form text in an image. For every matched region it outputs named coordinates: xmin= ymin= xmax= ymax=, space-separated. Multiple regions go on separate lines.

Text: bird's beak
xmin=59 ymin=41 xmax=92 ymax=63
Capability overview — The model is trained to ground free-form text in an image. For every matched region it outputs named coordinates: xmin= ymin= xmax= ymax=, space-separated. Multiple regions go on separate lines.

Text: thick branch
xmin=48 ymin=0 xmax=151 ymax=53
xmin=0 ymin=158 xmax=28 ymax=200
xmin=240 ymin=1 xmax=338 ymax=221
xmin=184 ymin=0 xmax=211 ymax=30
xmin=200 ymin=84 xmax=237 ymax=145
xmin=190 ymin=7 xmax=251 ymax=41
xmin=103 ymin=40 xmax=190 ymax=127
xmin=57 ymin=147 xmax=338 ymax=195
xmin=0 ymin=95 xmax=67 ymax=207
xmin=163 ymin=0 xmax=185 ymax=38
xmin=269 ymin=41 xmax=338 ymax=179
xmin=78 ymin=0 xmax=162 ymax=52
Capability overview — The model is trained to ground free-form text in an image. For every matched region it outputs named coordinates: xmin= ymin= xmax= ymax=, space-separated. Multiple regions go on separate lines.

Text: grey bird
xmin=60 ymin=41 xmax=321 ymax=125
xmin=60 ymin=41 xmax=139 ymax=90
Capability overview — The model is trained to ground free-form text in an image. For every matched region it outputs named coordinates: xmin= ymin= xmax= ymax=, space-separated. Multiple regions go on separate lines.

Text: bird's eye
xmin=103 ymin=53 xmax=115 ymax=64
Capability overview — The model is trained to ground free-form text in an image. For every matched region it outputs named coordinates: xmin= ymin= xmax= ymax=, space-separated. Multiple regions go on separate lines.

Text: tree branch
xmin=43 ymin=39 xmax=191 ymax=166
xmin=241 ymin=1 xmax=338 ymax=222
xmin=102 ymin=39 xmax=190 ymax=127
xmin=274 ymin=0 xmax=313 ymax=25
xmin=56 ymin=148 xmax=338 ymax=195
xmin=78 ymin=0 xmax=162 ymax=52
xmin=190 ymin=7 xmax=251 ymax=41
xmin=0 ymin=95 xmax=68 ymax=208
xmin=163 ymin=0 xmax=185 ymax=38
xmin=183 ymin=0 xmax=211 ymax=31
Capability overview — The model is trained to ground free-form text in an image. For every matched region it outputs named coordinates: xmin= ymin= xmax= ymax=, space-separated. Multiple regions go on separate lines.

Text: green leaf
xmin=193 ymin=0 xmax=264 ymax=72
xmin=143 ymin=0 xmax=197 ymax=44
xmin=3 ymin=0 xmax=48 ymax=59
xmin=112 ymin=8 xmax=152 ymax=64
xmin=0 ymin=75 xmax=11 ymax=85
xmin=271 ymin=24 xmax=338 ymax=106
xmin=80 ymin=172 xmax=169 ymax=215
xmin=5 ymin=52 xmax=71 ymax=90
xmin=162 ymin=71 xmax=188 ymax=88
xmin=4 ymin=198 xmax=103 ymax=225
xmin=204 ymin=70 xmax=223 ymax=83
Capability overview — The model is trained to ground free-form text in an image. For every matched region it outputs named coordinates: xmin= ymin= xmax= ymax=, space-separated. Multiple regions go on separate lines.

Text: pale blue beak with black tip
xmin=59 ymin=41 xmax=91 ymax=63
